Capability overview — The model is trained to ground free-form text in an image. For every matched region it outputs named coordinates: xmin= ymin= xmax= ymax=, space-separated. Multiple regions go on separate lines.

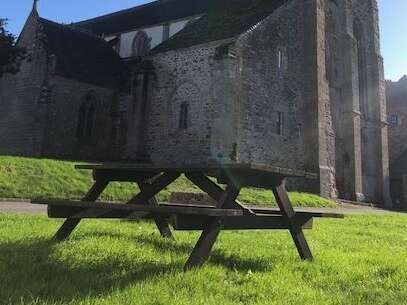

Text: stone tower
xmin=314 ymin=0 xmax=390 ymax=204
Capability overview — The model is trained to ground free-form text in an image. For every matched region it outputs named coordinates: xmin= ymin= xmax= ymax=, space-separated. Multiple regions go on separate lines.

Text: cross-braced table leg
xmin=184 ymin=181 xmax=241 ymax=270
xmin=272 ymin=180 xmax=313 ymax=260
xmin=185 ymin=172 xmax=247 ymax=210
xmin=137 ymin=181 xmax=174 ymax=240
xmin=52 ymin=179 xmax=109 ymax=241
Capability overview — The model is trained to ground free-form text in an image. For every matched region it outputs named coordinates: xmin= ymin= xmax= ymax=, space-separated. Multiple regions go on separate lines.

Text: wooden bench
xmin=32 ymin=163 xmax=343 ymax=270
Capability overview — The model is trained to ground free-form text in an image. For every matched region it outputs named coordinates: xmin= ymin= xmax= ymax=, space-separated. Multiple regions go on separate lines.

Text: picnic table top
xmin=76 ymin=162 xmax=317 ymax=179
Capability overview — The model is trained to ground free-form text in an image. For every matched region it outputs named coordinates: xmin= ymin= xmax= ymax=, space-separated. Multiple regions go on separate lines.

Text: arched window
xmin=354 ymin=18 xmax=368 ymax=116
xmin=179 ymin=102 xmax=189 ymax=129
xmin=132 ymin=31 xmax=151 ymax=57
xmin=119 ymin=112 xmax=128 ymax=146
xmin=277 ymin=47 xmax=288 ymax=73
xmin=86 ymin=103 xmax=95 ymax=137
xmin=76 ymin=92 xmax=97 ymax=140
xmin=76 ymin=103 xmax=86 ymax=138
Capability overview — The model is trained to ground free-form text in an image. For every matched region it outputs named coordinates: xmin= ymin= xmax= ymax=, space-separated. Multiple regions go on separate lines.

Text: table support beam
xmin=137 ymin=182 xmax=174 ymax=240
xmin=184 ymin=183 xmax=241 ymax=270
xmin=185 ymin=172 xmax=248 ymax=211
xmin=272 ymin=181 xmax=313 ymax=261
xmin=127 ymin=172 xmax=180 ymax=205
xmin=52 ymin=179 xmax=109 ymax=241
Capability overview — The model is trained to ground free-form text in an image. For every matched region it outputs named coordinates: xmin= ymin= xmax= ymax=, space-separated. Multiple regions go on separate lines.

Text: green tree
xmin=0 ymin=19 xmax=25 ymax=77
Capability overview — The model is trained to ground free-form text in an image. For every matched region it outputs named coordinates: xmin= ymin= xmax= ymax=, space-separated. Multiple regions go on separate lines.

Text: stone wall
xmin=351 ymin=0 xmax=390 ymax=204
xmin=143 ymin=43 xmax=230 ymax=165
xmin=235 ymin=0 xmax=307 ymax=171
xmin=0 ymin=12 xmax=117 ymax=161
xmin=386 ymin=77 xmax=407 ymax=165
xmin=41 ymin=76 xmax=116 ymax=161
xmin=0 ymin=12 xmax=47 ymax=157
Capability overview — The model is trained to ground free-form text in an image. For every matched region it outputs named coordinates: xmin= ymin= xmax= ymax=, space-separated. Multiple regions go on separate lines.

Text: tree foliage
xmin=0 ymin=19 xmax=25 ymax=77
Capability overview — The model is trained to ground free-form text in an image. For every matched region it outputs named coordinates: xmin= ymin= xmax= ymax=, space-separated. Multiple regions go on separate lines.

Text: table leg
xmin=184 ymin=183 xmax=240 ymax=270
xmin=52 ymin=179 xmax=109 ymax=241
xmin=137 ymin=182 xmax=174 ymax=240
xmin=185 ymin=172 xmax=248 ymax=211
xmin=127 ymin=172 xmax=180 ymax=205
xmin=272 ymin=181 xmax=313 ymax=260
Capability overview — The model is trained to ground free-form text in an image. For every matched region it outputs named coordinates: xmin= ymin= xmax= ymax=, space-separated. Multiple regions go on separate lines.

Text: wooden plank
xmin=185 ymin=172 xmax=251 ymax=213
xmin=184 ymin=217 xmax=224 ymax=270
xmin=93 ymin=169 xmax=159 ymax=182
xmin=273 ymin=182 xmax=313 ymax=261
xmin=138 ymin=181 xmax=173 ymax=239
xmin=48 ymin=206 xmax=140 ymax=219
xmin=127 ymin=172 xmax=180 ymax=205
xmin=75 ymin=163 xmax=317 ymax=179
xmin=158 ymin=203 xmax=343 ymax=218
xmin=52 ymin=179 xmax=109 ymax=241
xmin=173 ymin=214 xmax=313 ymax=231
xmin=32 ymin=199 xmax=244 ymax=217
xmin=249 ymin=207 xmax=344 ymax=218
xmin=184 ymin=183 xmax=241 ymax=270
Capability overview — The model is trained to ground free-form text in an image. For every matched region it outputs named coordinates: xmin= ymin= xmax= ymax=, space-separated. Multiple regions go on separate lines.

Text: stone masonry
xmin=0 ymin=0 xmax=392 ymax=205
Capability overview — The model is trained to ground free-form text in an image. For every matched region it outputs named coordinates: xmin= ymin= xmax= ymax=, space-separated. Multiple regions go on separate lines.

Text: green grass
xmin=0 ymin=156 xmax=336 ymax=207
xmin=1 ymin=213 xmax=407 ymax=305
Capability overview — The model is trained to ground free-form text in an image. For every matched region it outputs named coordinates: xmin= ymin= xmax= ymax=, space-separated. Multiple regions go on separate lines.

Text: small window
xmin=162 ymin=24 xmax=170 ymax=41
xmin=132 ymin=31 xmax=151 ymax=57
xmin=278 ymin=50 xmax=283 ymax=69
xmin=277 ymin=48 xmax=288 ymax=72
xmin=76 ymin=103 xmax=86 ymax=138
xmin=276 ymin=111 xmax=284 ymax=135
xmin=77 ymin=93 xmax=97 ymax=140
xmin=388 ymin=114 xmax=399 ymax=125
xmin=179 ymin=102 xmax=189 ymax=129
xmin=119 ymin=112 xmax=128 ymax=146
xmin=86 ymin=104 xmax=95 ymax=137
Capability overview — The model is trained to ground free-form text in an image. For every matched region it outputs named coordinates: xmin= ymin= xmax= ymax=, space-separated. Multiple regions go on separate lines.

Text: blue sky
xmin=3 ymin=0 xmax=406 ymax=81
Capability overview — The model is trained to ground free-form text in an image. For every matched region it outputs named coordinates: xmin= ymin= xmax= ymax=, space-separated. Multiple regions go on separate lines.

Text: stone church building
xmin=386 ymin=76 xmax=407 ymax=207
xmin=0 ymin=0 xmax=391 ymax=205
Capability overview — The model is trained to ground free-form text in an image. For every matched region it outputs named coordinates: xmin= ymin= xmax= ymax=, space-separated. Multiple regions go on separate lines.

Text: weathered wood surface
xmin=76 ymin=163 xmax=317 ymax=179
xmin=184 ymin=183 xmax=241 ymax=270
xmin=185 ymin=172 xmax=251 ymax=212
xmin=52 ymin=179 xmax=109 ymax=241
xmin=273 ymin=183 xmax=314 ymax=261
xmin=127 ymin=172 xmax=180 ymax=205
xmin=33 ymin=161 xmax=344 ymax=269
xmin=138 ymin=181 xmax=173 ymax=239
xmin=249 ymin=206 xmax=344 ymax=218
xmin=42 ymin=201 xmax=343 ymax=221
xmin=32 ymin=199 xmax=244 ymax=217
xmin=172 ymin=214 xmax=314 ymax=230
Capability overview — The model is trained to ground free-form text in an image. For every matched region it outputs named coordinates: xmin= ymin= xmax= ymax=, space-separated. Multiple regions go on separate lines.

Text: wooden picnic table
xmin=32 ymin=163 xmax=343 ymax=270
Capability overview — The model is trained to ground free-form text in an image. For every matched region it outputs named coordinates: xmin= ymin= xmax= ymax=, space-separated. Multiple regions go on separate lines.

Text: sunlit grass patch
xmin=1 ymin=213 xmax=407 ymax=305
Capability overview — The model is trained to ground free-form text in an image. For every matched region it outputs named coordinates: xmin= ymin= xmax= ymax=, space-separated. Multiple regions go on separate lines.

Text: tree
xmin=0 ymin=19 xmax=25 ymax=77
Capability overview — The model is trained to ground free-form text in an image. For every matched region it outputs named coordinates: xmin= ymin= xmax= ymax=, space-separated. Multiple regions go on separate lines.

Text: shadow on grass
xmin=0 ymin=230 xmax=271 ymax=304
xmin=87 ymin=230 xmax=272 ymax=272
xmin=0 ymin=238 xmax=180 ymax=304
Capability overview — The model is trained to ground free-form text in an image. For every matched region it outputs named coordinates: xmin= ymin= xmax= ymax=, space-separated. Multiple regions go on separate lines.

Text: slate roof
xmin=73 ymin=0 xmax=212 ymax=36
xmin=39 ymin=18 xmax=124 ymax=88
xmin=151 ymin=0 xmax=288 ymax=54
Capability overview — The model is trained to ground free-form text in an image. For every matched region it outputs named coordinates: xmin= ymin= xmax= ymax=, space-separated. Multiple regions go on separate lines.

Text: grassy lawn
xmin=1 ymin=213 xmax=407 ymax=305
xmin=0 ymin=156 xmax=335 ymax=207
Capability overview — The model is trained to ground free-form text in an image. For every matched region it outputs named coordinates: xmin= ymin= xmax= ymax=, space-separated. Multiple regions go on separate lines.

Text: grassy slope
xmin=1 ymin=213 xmax=407 ymax=305
xmin=0 ymin=156 xmax=335 ymax=207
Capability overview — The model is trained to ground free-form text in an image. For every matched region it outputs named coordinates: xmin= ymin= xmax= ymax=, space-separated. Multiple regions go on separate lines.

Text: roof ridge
xmin=38 ymin=17 xmax=111 ymax=45
xmin=73 ymin=0 xmax=158 ymax=26
xmin=37 ymin=17 xmax=124 ymax=88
